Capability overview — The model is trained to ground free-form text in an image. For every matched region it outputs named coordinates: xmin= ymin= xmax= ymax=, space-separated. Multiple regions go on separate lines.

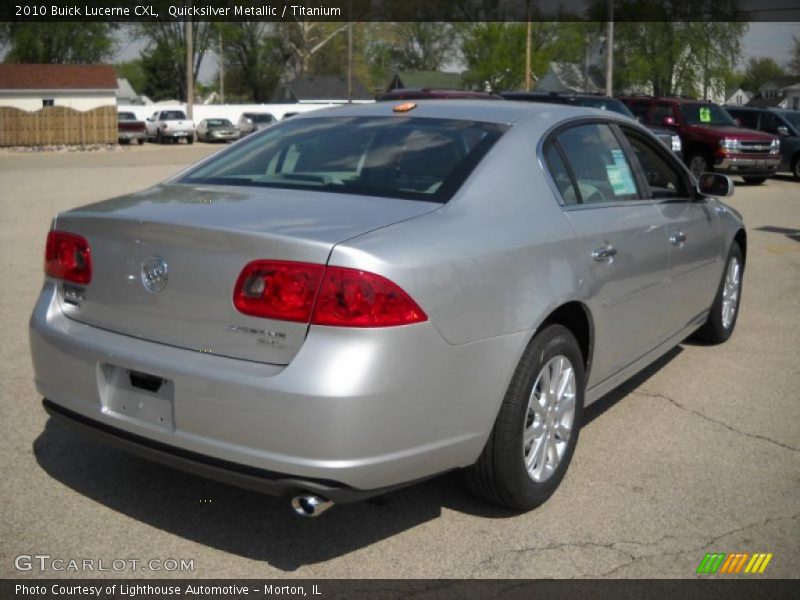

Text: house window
xmin=42 ymin=99 xmax=54 ymax=107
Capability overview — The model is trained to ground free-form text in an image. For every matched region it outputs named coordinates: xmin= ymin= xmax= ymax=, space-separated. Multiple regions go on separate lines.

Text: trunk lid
xmin=55 ymin=183 xmax=439 ymax=364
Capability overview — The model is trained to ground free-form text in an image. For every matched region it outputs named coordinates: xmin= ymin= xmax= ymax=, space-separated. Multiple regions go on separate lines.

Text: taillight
xmin=233 ymin=261 xmax=427 ymax=327
xmin=45 ymin=230 xmax=92 ymax=284
xmin=312 ymin=267 xmax=427 ymax=327
xmin=233 ymin=260 xmax=324 ymax=322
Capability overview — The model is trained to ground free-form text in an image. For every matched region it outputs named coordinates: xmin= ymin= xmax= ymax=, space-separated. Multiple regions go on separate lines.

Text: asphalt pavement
xmin=1 ymin=143 xmax=797 ymax=579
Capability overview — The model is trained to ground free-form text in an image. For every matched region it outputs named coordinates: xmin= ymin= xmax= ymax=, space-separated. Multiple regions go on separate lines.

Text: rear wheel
xmin=791 ymin=154 xmax=800 ymax=180
xmin=693 ymin=243 xmax=743 ymax=344
xmin=466 ymin=324 xmax=585 ymax=511
xmin=187 ymin=135 xmax=194 ymax=145
xmin=687 ymin=151 xmax=711 ymax=180
xmin=137 ymin=138 xmax=144 ymax=145
xmin=743 ymin=177 xmax=766 ymax=184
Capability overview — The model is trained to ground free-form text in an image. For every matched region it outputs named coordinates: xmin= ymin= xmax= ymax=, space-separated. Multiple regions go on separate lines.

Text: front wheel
xmin=687 ymin=152 xmax=711 ymax=180
xmin=791 ymin=154 xmax=800 ymax=181
xmin=693 ymin=243 xmax=743 ymax=344
xmin=466 ymin=324 xmax=585 ymax=511
xmin=743 ymin=177 xmax=766 ymax=185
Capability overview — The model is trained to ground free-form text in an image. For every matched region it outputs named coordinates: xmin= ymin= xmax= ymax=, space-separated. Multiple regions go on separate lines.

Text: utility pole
xmin=185 ymin=17 xmax=193 ymax=119
xmin=347 ymin=21 xmax=353 ymax=103
xmin=219 ymin=32 xmax=224 ymax=104
xmin=605 ymin=0 xmax=614 ymax=97
xmin=525 ymin=1 xmax=532 ymax=91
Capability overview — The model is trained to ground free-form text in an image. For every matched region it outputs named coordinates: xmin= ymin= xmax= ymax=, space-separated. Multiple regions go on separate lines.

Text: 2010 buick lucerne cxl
xmin=30 ymin=100 xmax=745 ymax=517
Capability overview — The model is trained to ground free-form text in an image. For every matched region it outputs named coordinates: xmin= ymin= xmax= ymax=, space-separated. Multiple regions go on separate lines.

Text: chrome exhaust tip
xmin=291 ymin=494 xmax=334 ymax=517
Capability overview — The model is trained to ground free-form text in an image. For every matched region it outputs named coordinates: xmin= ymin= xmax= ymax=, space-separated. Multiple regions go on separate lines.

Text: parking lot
xmin=1 ymin=143 xmax=798 ymax=579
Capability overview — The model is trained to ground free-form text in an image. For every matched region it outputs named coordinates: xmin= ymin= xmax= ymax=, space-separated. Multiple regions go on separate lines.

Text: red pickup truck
xmin=117 ymin=111 xmax=146 ymax=145
xmin=620 ymin=97 xmax=780 ymax=184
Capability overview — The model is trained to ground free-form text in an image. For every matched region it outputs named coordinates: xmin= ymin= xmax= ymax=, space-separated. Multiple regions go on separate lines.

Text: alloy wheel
xmin=721 ymin=256 xmax=741 ymax=330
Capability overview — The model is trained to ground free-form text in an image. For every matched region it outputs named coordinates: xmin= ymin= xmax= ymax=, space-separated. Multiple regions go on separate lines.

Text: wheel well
xmin=541 ymin=302 xmax=593 ymax=376
xmin=734 ymin=228 xmax=747 ymax=266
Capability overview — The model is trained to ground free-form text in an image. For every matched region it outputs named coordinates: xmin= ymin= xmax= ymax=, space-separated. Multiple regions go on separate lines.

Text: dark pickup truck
xmin=117 ymin=111 xmax=146 ymax=145
xmin=621 ymin=97 xmax=780 ymax=184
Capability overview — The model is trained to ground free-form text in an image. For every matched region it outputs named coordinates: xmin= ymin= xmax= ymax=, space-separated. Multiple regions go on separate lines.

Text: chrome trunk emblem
xmin=141 ymin=257 xmax=168 ymax=292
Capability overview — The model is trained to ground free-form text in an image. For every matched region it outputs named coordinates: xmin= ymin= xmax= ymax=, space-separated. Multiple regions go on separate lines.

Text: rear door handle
xmin=670 ymin=231 xmax=687 ymax=245
xmin=592 ymin=244 xmax=618 ymax=262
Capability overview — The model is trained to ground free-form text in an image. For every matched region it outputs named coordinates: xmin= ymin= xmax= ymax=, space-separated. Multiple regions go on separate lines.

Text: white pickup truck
xmin=145 ymin=110 xmax=196 ymax=144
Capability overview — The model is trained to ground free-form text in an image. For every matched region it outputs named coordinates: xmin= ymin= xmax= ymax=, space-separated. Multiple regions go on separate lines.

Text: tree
xmin=460 ymin=23 xmax=527 ymax=92
xmin=281 ymin=22 xmax=350 ymax=76
xmin=135 ymin=21 xmax=214 ymax=101
xmin=740 ymin=57 xmax=786 ymax=92
xmin=2 ymin=23 xmax=116 ymax=63
xmin=217 ymin=22 xmax=289 ymax=103
xmin=115 ymin=60 xmax=147 ymax=96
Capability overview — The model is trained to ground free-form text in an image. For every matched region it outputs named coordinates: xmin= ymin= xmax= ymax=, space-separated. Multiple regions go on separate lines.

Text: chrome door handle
xmin=592 ymin=244 xmax=618 ymax=262
xmin=670 ymin=231 xmax=687 ymax=245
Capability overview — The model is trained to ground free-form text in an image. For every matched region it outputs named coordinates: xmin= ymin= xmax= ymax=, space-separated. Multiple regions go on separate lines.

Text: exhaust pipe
xmin=291 ymin=494 xmax=334 ymax=517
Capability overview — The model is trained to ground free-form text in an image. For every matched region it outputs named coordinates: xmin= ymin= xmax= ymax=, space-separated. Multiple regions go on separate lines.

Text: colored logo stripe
xmin=719 ymin=553 xmax=749 ymax=573
xmin=744 ymin=553 xmax=774 ymax=574
xmin=697 ymin=552 xmax=773 ymax=574
xmin=697 ymin=553 xmax=726 ymax=574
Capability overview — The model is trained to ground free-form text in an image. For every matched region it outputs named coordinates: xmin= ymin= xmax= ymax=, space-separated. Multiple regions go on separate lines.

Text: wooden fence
xmin=0 ymin=105 xmax=117 ymax=146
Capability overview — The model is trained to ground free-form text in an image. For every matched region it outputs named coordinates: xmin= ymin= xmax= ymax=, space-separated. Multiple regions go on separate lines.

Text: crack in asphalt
xmin=624 ymin=388 xmax=800 ymax=453
xmin=599 ymin=512 xmax=800 ymax=577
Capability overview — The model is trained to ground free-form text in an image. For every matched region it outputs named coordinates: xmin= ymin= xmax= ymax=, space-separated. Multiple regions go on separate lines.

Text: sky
xmin=116 ymin=21 xmax=799 ymax=86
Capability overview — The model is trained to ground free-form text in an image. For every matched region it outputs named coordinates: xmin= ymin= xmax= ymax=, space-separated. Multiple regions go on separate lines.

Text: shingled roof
xmin=0 ymin=64 xmax=118 ymax=90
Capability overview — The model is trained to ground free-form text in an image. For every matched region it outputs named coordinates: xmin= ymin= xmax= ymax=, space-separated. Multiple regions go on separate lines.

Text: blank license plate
xmin=99 ymin=364 xmax=175 ymax=430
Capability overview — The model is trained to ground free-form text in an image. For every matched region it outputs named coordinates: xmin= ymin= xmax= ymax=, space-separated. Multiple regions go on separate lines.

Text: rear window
xmin=161 ymin=111 xmax=187 ymax=120
xmin=180 ymin=116 xmax=507 ymax=202
xmin=118 ymin=112 xmax=136 ymax=121
xmin=207 ymin=119 xmax=233 ymax=127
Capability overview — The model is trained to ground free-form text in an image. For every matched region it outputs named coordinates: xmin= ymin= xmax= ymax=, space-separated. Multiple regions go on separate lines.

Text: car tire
xmin=156 ymin=130 xmax=163 ymax=144
xmin=791 ymin=154 xmax=800 ymax=181
xmin=466 ymin=324 xmax=585 ymax=511
xmin=137 ymin=138 xmax=144 ymax=145
xmin=187 ymin=136 xmax=194 ymax=145
xmin=692 ymin=242 xmax=743 ymax=344
xmin=743 ymin=177 xmax=766 ymax=184
xmin=687 ymin=151 xmax=711 ymax=180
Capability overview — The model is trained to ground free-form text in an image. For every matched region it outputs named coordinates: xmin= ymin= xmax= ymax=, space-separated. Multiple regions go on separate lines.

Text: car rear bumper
xmin=118 ymin=131 xmax=146 ymax=141
xmin=715 ymin=155 xmax=780 ymax=176
xmin=30 ymin=282 xmax=524 ymax=493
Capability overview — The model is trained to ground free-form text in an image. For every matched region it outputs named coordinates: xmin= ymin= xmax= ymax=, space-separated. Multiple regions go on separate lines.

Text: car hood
xmin=686 ymin=124 xmax=776 ymax=141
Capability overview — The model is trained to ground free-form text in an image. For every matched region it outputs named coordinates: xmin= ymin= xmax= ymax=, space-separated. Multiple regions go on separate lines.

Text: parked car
xmin=378 ymin=89 xmax=502 ymax=101
xmin=620 ymin=96 xmax=780 ymax=183
xmin=117 ymin=111 xmax=146 ymax=145
xmin=145 ymin=110 xmax=195 ymax=144
xmin=502 ymin=91 xmax=683 ymax=156
xmin=31 ymin=101 xmax=745 ymax=517
xmin=196 ymin=118 xmax=240 ymax=143
xmin=725 ymin=106 xmax=800 ymax=180
xmin=238 ymin=112 xmax=276 ymax=136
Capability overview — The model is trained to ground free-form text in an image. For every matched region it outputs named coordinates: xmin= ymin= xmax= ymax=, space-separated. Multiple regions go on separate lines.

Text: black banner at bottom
xmin=2 ymin=579 xmax=798 ymax=600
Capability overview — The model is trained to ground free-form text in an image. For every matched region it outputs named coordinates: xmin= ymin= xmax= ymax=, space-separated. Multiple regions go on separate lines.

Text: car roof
xmin=291 ymin=99 xmax=619 ymax=125
xmin=378 ymin=89 xmax=500 ymax=100
xmin=620 ymin=96 xmax=714 ymax=105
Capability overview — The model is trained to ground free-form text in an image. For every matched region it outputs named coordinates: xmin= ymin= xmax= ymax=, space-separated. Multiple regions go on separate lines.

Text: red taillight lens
xmin=232 ymin=261 xmax=427 ymax=327
xmin=233 ymin=260 xmax=325 ymax=322
xmin=45 ymin=230 xmax=92 ymax=284
xmin=312 ymin=267 xmax=427 ymax=327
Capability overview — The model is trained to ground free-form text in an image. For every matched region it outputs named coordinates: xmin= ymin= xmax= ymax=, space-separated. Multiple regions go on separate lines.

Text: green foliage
xmin=740 ymin=57 xmax=786 ymax=92
xmin=460 ymin=23 xmax=527 ymax=92
xmin=140 ymin=42 xmax=183 ymax=101
xmin=2 ymin=23 xmax=116 ymax=64
xmin=217 ymin=22 xmax=288 ymax=103
xmin=114 ymin=60 xmax=147 ymax=96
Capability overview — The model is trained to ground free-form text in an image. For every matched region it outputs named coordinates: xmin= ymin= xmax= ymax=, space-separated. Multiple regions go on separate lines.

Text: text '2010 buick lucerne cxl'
xmin=30 ymin=100 xmax=746 ymax=517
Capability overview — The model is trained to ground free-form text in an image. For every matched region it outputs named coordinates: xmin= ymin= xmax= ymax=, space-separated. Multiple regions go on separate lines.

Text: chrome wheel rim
xmin=523 ymin=355 xmax=576 ymax=483
xmin=689 ymin=156 xmax=706 ymax=179
xmin=721 ymin=256 xmax=741 ymax=330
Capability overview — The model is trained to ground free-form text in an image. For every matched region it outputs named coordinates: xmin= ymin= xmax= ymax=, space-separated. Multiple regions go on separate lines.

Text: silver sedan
xmin=30 ymin=100 xmax=745 ymax=516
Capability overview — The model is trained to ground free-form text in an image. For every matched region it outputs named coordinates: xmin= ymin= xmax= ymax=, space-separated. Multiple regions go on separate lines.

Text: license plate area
xmin=99 ymin=364 xmax=175 ymax=431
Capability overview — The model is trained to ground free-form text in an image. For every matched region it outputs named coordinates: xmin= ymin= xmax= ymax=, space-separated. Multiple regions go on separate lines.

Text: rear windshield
xmin=207 ymin=119 xmax=233 ymax=127
xmin=179 ymin=116 xmax=507 ymax=202
xmin=161 ymin=111 xmax=187 ymax=120
xmin=246 ymin=113 xmax=275 ymax=123
xmin=679 ymin=103 xmax=735 ymax=126
xmin=118 ymin=112 xmax=136 ymax=121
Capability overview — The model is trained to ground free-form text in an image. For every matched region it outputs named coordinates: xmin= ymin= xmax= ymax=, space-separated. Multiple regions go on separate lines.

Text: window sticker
xmin=699 ymin=107 xmax=711 ymax=123
xmin=606 ymin=164 xmax=637 ymax=196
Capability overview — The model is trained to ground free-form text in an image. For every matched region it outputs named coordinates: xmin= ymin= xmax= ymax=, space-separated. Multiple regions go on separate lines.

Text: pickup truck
xmin=117 ymin=112 xmax=146 ymax=145
xmin=145 ymin=110 xmax=195 ymax=144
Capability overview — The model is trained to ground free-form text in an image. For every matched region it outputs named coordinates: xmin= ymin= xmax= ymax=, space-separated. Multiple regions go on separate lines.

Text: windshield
xmin=207 ymin=119 xmax=233 ymax=127
xmin=567 ymin=97 xmax=634 ymax=118
xmin=180 ymin=116 xmax=507 ymax=203
xmin=247 ymin=113 xmax=274 ymax=123
xmin=162 ymin=111 xmax=187 ymax=120
xmin=780 ymin=111 xmax=800 ymax=132
xmin=118 ymin=112 xmax=136 ymax=121
xmin=679 ymin=103 xmax=735 ymax=126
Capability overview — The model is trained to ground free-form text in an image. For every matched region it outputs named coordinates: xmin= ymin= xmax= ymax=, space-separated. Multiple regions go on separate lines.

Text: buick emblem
xmin=141 ymin=257 xmax=168 ymax=293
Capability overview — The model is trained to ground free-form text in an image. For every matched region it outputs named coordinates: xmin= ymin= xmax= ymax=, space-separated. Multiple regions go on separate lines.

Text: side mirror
xmin=777 ymin=125 xmax=789 ymax=136
xmin=697 ymin=173 xmax=734 ymax=198
xmin=663 ymin=116 xmax=676 ymax=127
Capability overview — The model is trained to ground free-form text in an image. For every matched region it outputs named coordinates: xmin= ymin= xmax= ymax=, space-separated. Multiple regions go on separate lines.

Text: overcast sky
xmin=114 ymin=21 xmax=800 ymax=85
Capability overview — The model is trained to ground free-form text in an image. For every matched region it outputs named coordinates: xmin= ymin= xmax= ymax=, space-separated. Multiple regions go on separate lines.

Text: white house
xmin=0 ymin=64 xmax=118 ymax=111
xmin=724 ymin=87 xmax=752 ymax=106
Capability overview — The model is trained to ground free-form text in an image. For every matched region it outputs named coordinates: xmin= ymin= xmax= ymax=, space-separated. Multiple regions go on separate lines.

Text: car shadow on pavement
xmin=33 ymin=346 xmax=683 ymax=570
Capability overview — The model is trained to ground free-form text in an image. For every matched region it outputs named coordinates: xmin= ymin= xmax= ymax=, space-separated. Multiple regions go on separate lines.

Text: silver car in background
xmin=30 ymin=101 xmax=745 ymax=517
xmin=237 ymin=111 xmax=276 ymax=136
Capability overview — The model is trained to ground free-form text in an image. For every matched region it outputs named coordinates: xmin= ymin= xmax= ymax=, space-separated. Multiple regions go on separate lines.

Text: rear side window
xmin=651 ymin=104 xmax=674 ymax=125
xmin=760 ymin=112 xmax=784 ymax=135
xmin=730 ymin=110 xmax=758 ymax=129
xmin=553 ymin=123 xmax=640 ymax=204
xmin=181 ymin=116 xmax=507 ymax=203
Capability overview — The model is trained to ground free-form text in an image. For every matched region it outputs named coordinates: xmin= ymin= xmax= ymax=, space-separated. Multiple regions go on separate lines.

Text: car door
xmin=617 ymin=124 xmax=723 ymax=337
xmin=545 ymin=121 xmax=670 ymax=385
